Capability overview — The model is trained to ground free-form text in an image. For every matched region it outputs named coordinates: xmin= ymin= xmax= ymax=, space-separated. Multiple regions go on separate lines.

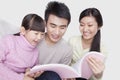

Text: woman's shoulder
xmin=69 ymin=35 xmax=81 ymax=42
xmin=68 ymin=35 xmax=81 ymax=47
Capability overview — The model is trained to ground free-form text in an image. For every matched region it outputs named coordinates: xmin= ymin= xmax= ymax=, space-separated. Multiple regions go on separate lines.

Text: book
xmin=72 ymin=51 xmax=105 ymax=79
xmin=28 ymin=64 xmax=80 ymax=78
xmin=28 ymin=51 xmax=105 ymax=79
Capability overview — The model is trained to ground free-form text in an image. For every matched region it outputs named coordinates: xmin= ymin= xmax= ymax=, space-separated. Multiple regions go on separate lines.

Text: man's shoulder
xmin=58 ymin=39 xmax=73 ymax=56
xmin=38 ymin=38 xmax=72 ymax=50
xmin=60 ymin=39 xmax=72 ymax=48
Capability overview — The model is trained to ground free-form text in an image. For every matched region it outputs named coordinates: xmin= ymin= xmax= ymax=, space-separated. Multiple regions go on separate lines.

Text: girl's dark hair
xmin=14 ymin=13 xmax=45 ymax=36
xmin=79 ymin=8 xmax=103 ymax=52
xmin=45 ymin=1 xmax=71 ymax=25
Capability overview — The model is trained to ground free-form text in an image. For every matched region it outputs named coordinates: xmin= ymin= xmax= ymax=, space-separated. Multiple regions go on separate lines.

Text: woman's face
xmin=79 ymin=16 xmax=99 ymax=40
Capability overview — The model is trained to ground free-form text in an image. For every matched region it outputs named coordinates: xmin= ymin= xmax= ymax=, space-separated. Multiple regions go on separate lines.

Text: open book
xmin=72 ymin=51 xmax=105 ymax=79
xmin=28 ymin=51 xmax=105 ymax=79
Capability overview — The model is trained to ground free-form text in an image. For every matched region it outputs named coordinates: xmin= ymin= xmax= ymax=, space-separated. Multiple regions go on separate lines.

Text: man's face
xmin=46 ymin=14 xmax=68 ymax=45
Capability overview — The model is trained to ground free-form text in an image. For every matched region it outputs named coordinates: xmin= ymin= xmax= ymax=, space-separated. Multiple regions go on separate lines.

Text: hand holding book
xmin=72 ymin=51 xmax=105 ymax=79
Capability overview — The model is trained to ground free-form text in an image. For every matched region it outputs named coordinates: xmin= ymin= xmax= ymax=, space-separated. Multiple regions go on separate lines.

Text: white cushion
xmin=0 ymin=19 xmax=19 ymax=38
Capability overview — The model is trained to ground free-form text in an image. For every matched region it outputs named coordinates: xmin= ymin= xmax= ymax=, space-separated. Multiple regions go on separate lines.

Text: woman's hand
xmin=87 ymin=56 xmax=105 ymax=79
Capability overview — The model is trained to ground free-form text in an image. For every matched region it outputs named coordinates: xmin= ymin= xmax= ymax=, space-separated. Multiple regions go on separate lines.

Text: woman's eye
xmin=80 ymin=24 xmax=84 ymax=27
xmin=60 ymin=27 xmax=65 ymax=29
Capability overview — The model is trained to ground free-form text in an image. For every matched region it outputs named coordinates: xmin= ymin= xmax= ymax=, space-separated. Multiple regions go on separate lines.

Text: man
xmin=26 ymin=1 xmax=86 ymax=80
xmin=34 ymin=1 xmax=73 ymax=80
xmin=38 ymin=1 xmax=73 ymax=65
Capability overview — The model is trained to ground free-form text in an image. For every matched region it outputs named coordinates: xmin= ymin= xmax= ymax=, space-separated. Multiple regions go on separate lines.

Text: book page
xmin=28 ymin=64 xmax=80 ymax=78
xmin=71 ymin=51 xmax=105 ymax=79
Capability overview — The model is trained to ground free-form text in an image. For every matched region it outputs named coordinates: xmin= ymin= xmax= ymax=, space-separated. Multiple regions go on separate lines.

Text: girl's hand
xmin=25 ymin=68 xmax=44 ymax=78
xmin=24 ymin=68 xmax=35 ymax=80
xmin=32 ymin=70 xmax=44 ymax=78
xmin=87 ymin=56 xmax=105 ymax=79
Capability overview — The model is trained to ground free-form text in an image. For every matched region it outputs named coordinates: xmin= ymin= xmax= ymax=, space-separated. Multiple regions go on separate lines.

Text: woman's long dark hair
xmin=79 ymin=8 xmax=103 ymax=52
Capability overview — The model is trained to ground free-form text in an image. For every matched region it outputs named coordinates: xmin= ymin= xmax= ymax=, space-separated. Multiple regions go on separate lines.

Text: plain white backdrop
xmin=0 ymin=0 xmax=120 ymax=79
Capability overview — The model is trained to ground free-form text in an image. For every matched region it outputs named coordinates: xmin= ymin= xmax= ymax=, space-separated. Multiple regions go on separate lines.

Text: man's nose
xmin=55 ymin=28 xmax=60 ymax=35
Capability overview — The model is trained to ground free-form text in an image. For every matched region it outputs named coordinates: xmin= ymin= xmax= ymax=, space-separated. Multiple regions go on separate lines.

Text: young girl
xmin=0 ymin=13 xmax=45 ymax=80
xmin=69 ymin=8 xmax=108 ymax=80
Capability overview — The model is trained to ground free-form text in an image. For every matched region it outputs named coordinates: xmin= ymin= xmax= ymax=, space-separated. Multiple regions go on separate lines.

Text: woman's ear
xmin=20 ymin=26 xmax=26 ymax=35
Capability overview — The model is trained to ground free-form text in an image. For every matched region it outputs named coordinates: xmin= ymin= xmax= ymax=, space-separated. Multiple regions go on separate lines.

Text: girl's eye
xmin=41 ymin=33 xmax=44 ymax=36
xmin=35 ymin=33 xmax=38 ymax=35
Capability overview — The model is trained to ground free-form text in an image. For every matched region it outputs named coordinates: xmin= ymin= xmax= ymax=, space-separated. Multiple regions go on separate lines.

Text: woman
xmin=69 ymin=8 xmax=107 ymax=80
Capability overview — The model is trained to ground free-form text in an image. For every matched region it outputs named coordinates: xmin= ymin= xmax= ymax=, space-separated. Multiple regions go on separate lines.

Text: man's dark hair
xmin=45 ymin=1 xmax=71 ymax=25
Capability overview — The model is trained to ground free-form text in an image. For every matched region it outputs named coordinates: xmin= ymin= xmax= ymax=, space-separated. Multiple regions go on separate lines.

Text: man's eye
xmin=51 ymin=25 xmax=56 ymax=28
xmin=60 ymin=27 xmax=65 ymax=29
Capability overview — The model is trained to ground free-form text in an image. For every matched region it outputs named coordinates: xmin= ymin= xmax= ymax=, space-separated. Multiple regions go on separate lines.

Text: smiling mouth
xmin=33 ymin=40 xmax=39 ymax=44
xmin=83 ymin=32 xmax=90 ymax=36
xmin=51 ymin=35 xmax=59 ymax=39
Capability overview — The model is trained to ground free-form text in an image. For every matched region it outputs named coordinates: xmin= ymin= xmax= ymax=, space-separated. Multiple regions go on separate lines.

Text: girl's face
xmin=79 ymin=16 xmax=99 ymax=40
xmin=21 ymin=27 xmax=44 ymax=46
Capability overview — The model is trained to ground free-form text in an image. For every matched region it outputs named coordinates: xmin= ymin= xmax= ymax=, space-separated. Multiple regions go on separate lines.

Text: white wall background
xmin=0 ymin=0 xmax=120 ymax=79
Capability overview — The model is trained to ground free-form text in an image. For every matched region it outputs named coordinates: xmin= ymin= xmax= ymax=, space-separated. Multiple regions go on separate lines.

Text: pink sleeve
xmin=0 ymin=63 xmax=24 ymax=80
xmin=0 ymin=35 xmax=12 ymax=62
xmin=0 ymin=36 xmax=24 ymax=80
